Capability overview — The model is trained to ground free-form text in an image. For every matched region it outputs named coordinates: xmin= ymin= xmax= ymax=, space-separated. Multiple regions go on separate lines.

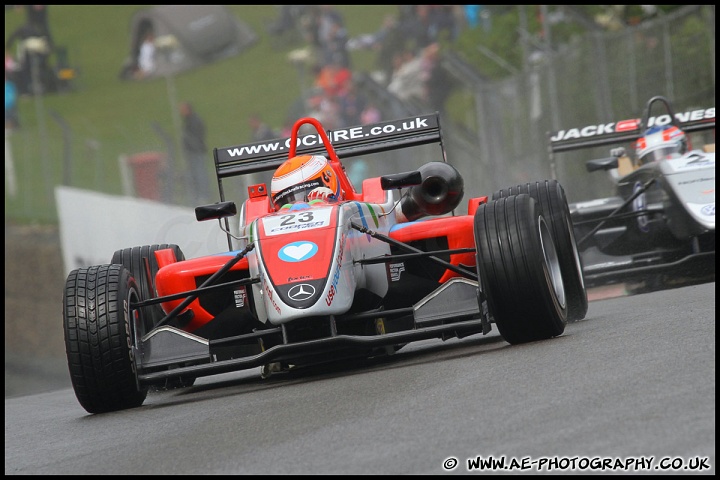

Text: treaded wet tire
xmin=63 ymin=264 xmax=148 ymax=414
xmin=474 ymin=194 xmax=567 ymax=344
xmin=493 ymin=180 xmax=588 ymax=322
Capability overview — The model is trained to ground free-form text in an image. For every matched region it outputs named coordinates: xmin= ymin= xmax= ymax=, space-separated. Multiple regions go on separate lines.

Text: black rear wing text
xmin=548 ymin=106 xmax=715 ymax=154
xmin=213 ymin=112 xmax=445 ymax=179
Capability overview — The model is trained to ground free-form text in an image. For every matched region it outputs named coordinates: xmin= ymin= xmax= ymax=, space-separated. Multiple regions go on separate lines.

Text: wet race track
xmin=4 ymin=282 xmax=715 ymax=475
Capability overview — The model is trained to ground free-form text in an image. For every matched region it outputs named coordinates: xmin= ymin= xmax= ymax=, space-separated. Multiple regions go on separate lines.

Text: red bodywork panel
xmin=257 ymin=206 xmax=339 ymax=289
xmin=155 ymin=253 xmax=250 ymax=331
xmin=389 ymin=215 xmax=476 ymax=283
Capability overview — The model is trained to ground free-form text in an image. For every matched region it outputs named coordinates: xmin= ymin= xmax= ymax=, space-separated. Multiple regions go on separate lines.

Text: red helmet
xmin=270 ymin=155 xmax=342 ymax=210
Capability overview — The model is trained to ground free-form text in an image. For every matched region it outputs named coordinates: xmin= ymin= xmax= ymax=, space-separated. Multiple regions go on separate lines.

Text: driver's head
xmin=635 ymin=124 xmax=687 ymax=164
xmin=270 ymin=154 xmax=342 ymax=210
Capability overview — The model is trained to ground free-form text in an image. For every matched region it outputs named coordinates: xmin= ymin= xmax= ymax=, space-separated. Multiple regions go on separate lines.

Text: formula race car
xmin=63 ymin=113 xmax=587 ymax=414
xmin=548 ymin=96 xmax=715 ymax=291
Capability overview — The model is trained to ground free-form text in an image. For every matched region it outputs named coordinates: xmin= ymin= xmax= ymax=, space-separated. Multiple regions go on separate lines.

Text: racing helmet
xmin=270 ymin=154 xmax=342 ymax=210
xmin=635 ymin=124 xmax=687 ymax=165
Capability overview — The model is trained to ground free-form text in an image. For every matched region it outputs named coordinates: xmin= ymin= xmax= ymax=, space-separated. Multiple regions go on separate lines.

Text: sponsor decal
xmin=288 ymin=275 xmax=311 ymax=282
xmin=222 ymin=116 xmax=433 ymax=160
xmin=279 ymin=241 xmax=318 ymax=262
xmin=234 ymin=287 xmax=247 ymax=308
xmin=615 ymin=119 xmax=640 ymax=132
xmin=678 ymin=177 xmax=715 ymax=186
xmin=325 ymin=233 xmax=347 ymax=306
xmin=701 ymin=204 xmax=715 ymax=216
xmin=667 ymin=153 xmax=715 ymax=172
xmin=261 ymin=274 xmax=282 ymax=314
xmin=550 ymin=108 xmax=715 ymax=143
xmin=551 ymin=122 xmax=619 ymax=142
xmin=287 ymin=283 xmax=316 ymax=302
xmin=389 ymin=262 xmax=405 ymax=282
xmin=263 ymin=208 xmax=332 ymax=236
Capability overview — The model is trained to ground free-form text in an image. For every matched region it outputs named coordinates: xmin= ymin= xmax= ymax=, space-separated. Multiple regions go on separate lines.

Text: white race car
xmin=549 ymin=95 xmax=715 ymax=291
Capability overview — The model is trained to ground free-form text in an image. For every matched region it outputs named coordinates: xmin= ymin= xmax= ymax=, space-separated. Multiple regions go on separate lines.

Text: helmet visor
xmin=641 ymin=144 xmax=683 ymax=164
xmin=273 ymin=179 xmax=324 ymax=208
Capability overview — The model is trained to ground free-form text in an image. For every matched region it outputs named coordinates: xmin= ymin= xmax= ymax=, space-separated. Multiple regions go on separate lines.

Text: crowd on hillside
xmin=263 ymin=5 xmax=481 ymax=137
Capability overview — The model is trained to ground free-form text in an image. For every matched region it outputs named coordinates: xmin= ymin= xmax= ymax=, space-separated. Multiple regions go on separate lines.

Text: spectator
xmin=7 ymin=5 xmax=53 ymax=51
xmin=316 ymin=94 xmax=342 ymax=130
xmin=249 ymin=113 xmax=278 ymax=142
xmin=360 ymin=102 xmax=381 ymax=125
xmin=422 ymin=44 xmax=452 ymax=114
xmin=5 ymin=10 xmax=54 ymax=95
xmin=321 ymin=23 xmax=350 ymax=68
xmin=338 ymin=80 xmax=368 ymax=127
xmin=266 ymin=5 xmax=301 ymax=36
xmin=179 ymin=101 xmax=212 ymax=205
xmin=386 ymin=49 xmax=426 ymax=103
xmin=316 ymin=6 xmax=344 ymax=44
xmin=315 ymin=5 xmax=350 ymax=68
xmin=135 ymin=31 xmax=156 ymax=79
xmin=463 ymin=5 xmax=482 ymax=29
xmin=426 ymin=5 xmax=458 ymax=43
xmin=5 ymin=48 xmax=21 ymax=87
xmin=24 ymin=5 xmax=53 ymax=50
xmin=397 ymin=5 xmax=433 ymax=51
xmin=314 ymin=59 xmax=352 ymax=98
xmin=387 ymin=42 xmax=441 ymax=105
xmin=346 ymin=13 xmax=396 ymax=53
xmin=5 ymin=73 xmax=20 ymax=130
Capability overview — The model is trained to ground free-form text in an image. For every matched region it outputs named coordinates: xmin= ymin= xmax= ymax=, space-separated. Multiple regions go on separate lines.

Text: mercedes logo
xmin=288 ymin=283 xmax=316 ymax=301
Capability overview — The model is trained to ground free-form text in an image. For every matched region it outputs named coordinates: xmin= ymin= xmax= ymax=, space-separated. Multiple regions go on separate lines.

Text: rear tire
xmin=63 ymin=265 xmax=148 ymax=413
xmin=111 ymin=244 xmax=195 ymax=390
xmin=493 ymin=180 xmax=587 ymax=322
xmin=111 ymin=244 xmax=185 ymax=326
xmin=474 ymin=194 xmax=567 ymax=344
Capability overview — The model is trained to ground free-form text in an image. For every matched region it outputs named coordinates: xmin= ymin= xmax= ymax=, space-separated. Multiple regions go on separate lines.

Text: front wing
xmin=135 ymin=278 xmax=488 ymax=384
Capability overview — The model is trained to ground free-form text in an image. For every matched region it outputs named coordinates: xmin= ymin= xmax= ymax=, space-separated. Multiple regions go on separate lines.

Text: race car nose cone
xmin=275 ymin=278 xmax=326 ymax=308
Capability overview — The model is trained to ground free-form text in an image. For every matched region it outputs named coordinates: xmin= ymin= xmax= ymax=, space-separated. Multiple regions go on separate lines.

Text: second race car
xmin=548 ymin=95 xmax=715 ymax=291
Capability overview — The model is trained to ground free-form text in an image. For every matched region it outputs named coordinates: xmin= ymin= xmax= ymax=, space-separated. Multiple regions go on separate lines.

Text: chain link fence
xmin=5 ymin=6 xmax=715 ymax=222
xmin=439 ymin=4 xmax=715 ymax=204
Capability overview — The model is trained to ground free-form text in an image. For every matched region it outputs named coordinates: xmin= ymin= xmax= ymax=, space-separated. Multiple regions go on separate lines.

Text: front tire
xmin=474 ymin=194 xmax=567 ymax=344
xmin=63 ymin=265 xmax=148 ymax=413
xmin=493 ymin=180 xmax=588 ymax=322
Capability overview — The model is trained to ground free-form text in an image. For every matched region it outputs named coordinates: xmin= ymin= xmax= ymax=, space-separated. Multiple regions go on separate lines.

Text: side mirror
xmin=586 ymin=157 xmax=619 ymax=172
xmin=380 ymin=171 xmax=423 ymax=190
xmin=195 ymin=201 xmax=237 ymax=221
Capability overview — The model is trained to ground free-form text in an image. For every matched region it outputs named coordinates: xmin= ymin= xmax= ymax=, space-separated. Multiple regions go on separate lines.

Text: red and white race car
xmin=63 ymin=113 xmax=587 ymax=414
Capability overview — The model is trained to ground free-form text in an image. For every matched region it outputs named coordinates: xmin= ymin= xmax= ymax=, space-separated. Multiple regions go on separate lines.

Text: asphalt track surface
xmin=4 ymin=282 xmax=715 ymax=475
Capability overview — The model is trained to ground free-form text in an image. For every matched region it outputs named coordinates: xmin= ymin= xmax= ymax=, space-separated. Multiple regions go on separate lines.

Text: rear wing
xmin=548 ymin=106 xmax=715 ymax=154
xmin=213 ymin=112 xmax=445 ymax=180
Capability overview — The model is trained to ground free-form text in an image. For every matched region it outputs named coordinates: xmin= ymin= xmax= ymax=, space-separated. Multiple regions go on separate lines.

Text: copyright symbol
xmin=443 ymin=457 xmax=458 ymax=471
